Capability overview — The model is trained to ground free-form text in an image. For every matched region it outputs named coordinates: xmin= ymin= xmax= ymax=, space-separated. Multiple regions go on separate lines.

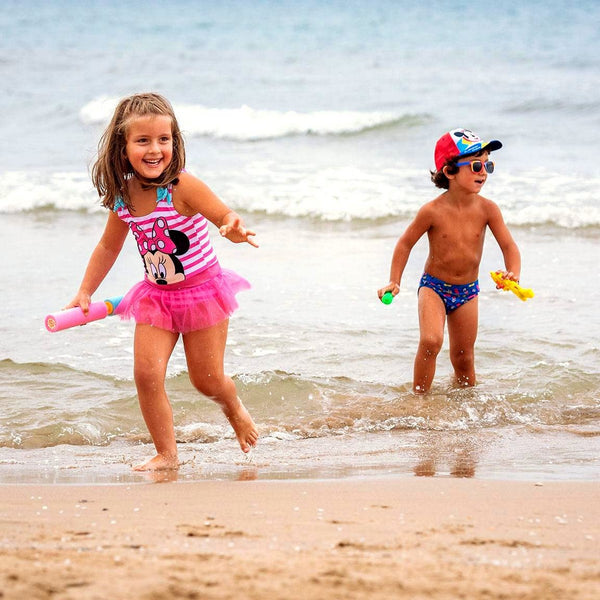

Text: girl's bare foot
xmin=222 ymin=399 xmax=258 ymax=453
xmin=133 ymin=453 xmax=179 ymax=472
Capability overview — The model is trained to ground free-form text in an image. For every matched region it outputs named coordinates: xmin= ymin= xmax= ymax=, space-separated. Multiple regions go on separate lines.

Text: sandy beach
xmin=0 ymin=478 xmax=598 ymax=599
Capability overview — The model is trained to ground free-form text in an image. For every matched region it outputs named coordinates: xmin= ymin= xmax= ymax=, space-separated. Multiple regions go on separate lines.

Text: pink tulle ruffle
xmin=117 ymin=263 xmax=250 ymax=333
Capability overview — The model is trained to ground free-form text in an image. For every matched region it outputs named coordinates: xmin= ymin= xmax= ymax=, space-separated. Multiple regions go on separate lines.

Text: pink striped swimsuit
xmin=115 ymin=184 xmax=217 ymax=285
xmin=114 ymin=185 xmax=250 ymax=333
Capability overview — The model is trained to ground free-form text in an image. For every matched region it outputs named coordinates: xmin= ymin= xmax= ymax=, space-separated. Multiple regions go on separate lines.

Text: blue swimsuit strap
xmin=113 ymin=184 xmax=173 ymax=212
xmin=156 ymin=184 xmax=174 ymax=205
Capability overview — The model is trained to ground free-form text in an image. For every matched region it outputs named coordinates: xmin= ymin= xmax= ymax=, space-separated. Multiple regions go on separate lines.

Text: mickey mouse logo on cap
xmin=434 ymin=128 xmax=502 ymax=171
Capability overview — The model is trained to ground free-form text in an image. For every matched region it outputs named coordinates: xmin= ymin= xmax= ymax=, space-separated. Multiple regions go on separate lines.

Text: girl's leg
xmin=132 ymin=323 xmax=180 ymax=471
xmin=447 ymin=297 xmax=478 ymax=387
xmin=414 ymin=287 xmax=446 ymax=393
xmin=183 ymin=319 xmax=258 ymax=452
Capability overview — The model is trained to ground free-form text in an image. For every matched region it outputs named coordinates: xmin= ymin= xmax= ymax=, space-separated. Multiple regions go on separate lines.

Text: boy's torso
xmin=424 ymin=194 xmax=489 ymax=283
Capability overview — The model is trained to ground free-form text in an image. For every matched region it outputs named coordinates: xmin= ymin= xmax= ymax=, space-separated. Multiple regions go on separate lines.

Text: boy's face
xmin=448 ymin=150 xmax=491 ymax=194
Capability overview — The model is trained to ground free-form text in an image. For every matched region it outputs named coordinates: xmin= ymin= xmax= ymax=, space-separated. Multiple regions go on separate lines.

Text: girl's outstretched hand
xmin=219 ymin=215 xmax=258 ymax=247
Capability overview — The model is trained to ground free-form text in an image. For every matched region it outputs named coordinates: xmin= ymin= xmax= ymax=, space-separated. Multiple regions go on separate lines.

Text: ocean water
xmin=1 ymin=0 xmax=599 ymax=484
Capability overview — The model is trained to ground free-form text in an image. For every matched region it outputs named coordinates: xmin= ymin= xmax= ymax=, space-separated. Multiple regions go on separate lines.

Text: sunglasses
xmin=456 ymin=160 xmax=495 ymax=174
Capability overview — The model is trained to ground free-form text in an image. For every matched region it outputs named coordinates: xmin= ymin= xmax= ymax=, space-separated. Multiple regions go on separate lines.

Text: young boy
xmin=378 ymin=128 xmax=521 ymax=393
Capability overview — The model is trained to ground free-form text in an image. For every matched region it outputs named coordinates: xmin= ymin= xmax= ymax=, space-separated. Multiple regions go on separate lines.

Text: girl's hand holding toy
xmin=45 ymin=296 xmax=123 ymax=332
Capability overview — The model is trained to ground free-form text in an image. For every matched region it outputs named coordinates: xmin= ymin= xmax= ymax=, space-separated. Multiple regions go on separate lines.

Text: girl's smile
xmin=125 ymin=115 xmax=174 ymax=179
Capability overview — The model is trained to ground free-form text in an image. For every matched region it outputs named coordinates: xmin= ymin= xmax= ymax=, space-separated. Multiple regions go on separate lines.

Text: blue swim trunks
xmin=418 ymin=273 xmax=480 ymax=314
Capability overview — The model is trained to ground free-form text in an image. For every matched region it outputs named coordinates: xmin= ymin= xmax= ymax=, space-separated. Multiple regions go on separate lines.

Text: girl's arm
xmin=66 ymin=211 xmax=129 ymax=312
xmin=378 ymin=204 xmax=432 ymax=298
xmin=487 ymin=200 xmax=521 ymax=281
xmin=175 ymin=172 xmax=258 ymax=247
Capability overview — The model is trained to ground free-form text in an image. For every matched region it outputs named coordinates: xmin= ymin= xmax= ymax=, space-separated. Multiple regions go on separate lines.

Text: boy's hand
xmin=495 ymin=270 xmax=519 ymax=288
xmin=219 ymin=216 xmax=258 ymax=247
xmin=377 ymin=282 xmax=400 ymax=299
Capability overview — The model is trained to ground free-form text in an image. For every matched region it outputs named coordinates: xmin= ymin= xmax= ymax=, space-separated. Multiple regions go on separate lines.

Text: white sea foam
xmin=211 ymin=162 xmax=425 ymax=221
xmin=1 ymin=164 xmax=599 ymax=228
xmin=79 ymin=96 xmax=415 ymax=141
xmin=0 ymin=170 xmax=99 ymax=213
xmin=491 ymin=170 xmax=600 ymax=229
xmin=203 ymin=161 xmax=600 ymax=226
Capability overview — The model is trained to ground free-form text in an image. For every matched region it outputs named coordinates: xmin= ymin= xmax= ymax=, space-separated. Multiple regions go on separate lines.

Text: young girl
xmin=67 ymin=93 xmax=259 ymax=471
xmin=378 ymin=128 xmax=521 ymax=394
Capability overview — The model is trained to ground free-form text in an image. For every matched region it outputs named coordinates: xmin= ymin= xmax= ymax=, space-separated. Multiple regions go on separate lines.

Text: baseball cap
xmin=434 ymin=128 xmax=502 ymax=171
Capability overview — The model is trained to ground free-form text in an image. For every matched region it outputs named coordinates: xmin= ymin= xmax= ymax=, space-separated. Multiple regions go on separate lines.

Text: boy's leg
xmin=183 ymin=319 xmax=258 ymax=453
xmin=414 ymin=287 xmax=446 ymax=393
xmin=447 ymin=297 xmax=478 ymax=387
xmin=132 ymin=323 xmax=180 ymax=471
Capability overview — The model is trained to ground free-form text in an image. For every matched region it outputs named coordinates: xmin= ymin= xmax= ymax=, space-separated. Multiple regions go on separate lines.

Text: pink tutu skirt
xmin=117 ymin=262 xmax=250 ymax=334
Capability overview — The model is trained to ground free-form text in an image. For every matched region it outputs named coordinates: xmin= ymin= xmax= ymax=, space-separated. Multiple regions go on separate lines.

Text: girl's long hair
xmin=92 ymin=93 xmax=186 ymax=210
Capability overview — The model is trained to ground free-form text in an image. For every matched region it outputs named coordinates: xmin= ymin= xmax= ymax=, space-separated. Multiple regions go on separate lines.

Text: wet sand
xmin=0 ymin=478 xmax=598 ymax=599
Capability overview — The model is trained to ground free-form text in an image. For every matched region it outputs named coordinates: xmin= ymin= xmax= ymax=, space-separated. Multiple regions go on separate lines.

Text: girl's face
xmin=125 ymin=115 xmax=173 ymax=179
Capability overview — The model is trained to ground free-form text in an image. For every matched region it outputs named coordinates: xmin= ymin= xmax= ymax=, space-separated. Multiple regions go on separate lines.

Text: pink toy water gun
xmin=45 ymin=296 xmax=123 ymax=332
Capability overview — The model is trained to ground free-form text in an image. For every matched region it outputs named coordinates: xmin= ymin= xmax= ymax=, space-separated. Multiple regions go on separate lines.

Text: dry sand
xmin=0 ymin=477 xmax=598 ymax=599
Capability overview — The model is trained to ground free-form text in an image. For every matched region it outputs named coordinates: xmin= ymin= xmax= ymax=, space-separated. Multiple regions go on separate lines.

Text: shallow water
xmin=2 ymin=214 xmax=599 ymax=483
xmin=1 ymin=1 xmax=599 ymax=483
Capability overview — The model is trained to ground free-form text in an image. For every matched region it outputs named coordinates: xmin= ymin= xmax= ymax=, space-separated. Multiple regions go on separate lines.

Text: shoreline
xmin=2 ymin=426 xmax=599 ymax=486
xmin=1 ymin=478 xmax=598 ymax=599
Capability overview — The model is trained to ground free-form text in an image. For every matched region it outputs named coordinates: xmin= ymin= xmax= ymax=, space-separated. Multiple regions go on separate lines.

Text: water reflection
xmin=140 ymin=469 xmax=180 ymax=484
xmin=413 ymin=432 xmax=480 ymax=478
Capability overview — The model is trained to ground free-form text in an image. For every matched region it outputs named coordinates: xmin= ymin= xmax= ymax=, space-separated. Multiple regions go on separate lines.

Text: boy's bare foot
xmin=133 ymin=453 xmax=179 ymax=472
xmin=222 ymin=399 xmax=258 ymax=453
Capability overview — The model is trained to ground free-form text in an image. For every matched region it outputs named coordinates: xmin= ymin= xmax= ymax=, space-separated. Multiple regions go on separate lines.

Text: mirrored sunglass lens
xmin=484 ymin=161 xmax=494 ymax=173
xmin=471 ymin=161 xmax=483 ymax=173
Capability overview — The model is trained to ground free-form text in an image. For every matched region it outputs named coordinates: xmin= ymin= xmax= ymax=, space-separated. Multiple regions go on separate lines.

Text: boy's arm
xmin=487 ymin=200 xmax=521 ymax=281
xmin=66 ymin=211 xmax=129 ymax=312
xmin=379 ymin=205 xmax=432 ymax=297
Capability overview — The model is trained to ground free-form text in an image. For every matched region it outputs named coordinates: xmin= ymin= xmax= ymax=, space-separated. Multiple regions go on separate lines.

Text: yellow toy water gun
xmin=490 ymin=271 xmax=534 ymax=301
